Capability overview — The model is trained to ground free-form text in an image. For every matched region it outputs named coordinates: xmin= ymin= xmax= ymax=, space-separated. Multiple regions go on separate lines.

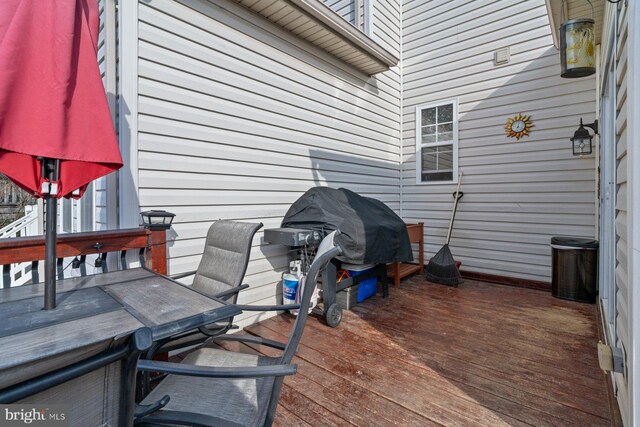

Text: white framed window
xmin=323 ymin=0 xmax=371 ymax=34
xmin=415 ymin=99 xmax=459 ymax=184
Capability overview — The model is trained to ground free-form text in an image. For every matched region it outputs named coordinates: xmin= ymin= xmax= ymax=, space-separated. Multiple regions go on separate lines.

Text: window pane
xmin=437 ymin=123 xmax=453 ymax=142
xmin=438 ymin=147 xmax=453 ymax=170
xmin=437 ymin=123 xmax=453 ymax=133
xmin=421 ymin=148 xmax=439 ymax=171
xmin=422 ymin=171 xmax=454 ymax=181
xmin=437 ymin=104 xmax=453 ymax=123
xmin=421 ymin=125 xmax=436 ymax=143
xmin=421 ymin=145 xmax=453 ymax=171
xmin=422 ymin=125 xmax=436 ymax=135
xmin=421 ymin=107 xmax=436 ymax=125
xmin=421 ymin=144 xmax=453 ymax=182
xmin=439 ymin=150 xmax=453 ymax=165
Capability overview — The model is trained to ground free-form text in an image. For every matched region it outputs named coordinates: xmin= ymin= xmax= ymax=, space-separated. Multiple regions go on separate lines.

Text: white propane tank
xmin=308 ymin=278 xmax=319 ymax=313
xmin=282 ymin=273 xmax=299 ymax=312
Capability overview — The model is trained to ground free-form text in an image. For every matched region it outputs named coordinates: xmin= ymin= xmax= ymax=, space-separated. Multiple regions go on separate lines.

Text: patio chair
xmin=149 ymin=220 xmax=263 ymax=356
xmin=135 ymin=232 xmax=342 ymax=427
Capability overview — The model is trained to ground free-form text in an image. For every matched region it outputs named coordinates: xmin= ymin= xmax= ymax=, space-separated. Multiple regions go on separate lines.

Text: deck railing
xmin=0 ymin=205 xmax=38 ymax=239
xmin=0 ymin=227 xmax=167 ymax=288
xmin=0 ymin=206 xmax=40 ymax=286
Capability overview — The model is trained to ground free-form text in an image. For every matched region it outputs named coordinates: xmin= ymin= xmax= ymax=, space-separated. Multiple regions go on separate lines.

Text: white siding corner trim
xmin=414 ymin=98 xmax=459 ymax=185
xmin=117 ymin=0 xmax=140 ymax=228
xmin=626 ymin=1 xmax=639 ymax=425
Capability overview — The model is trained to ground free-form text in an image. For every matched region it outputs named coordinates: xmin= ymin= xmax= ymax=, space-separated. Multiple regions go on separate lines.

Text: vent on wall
xmin=494 ymin=47 xmax=510 ymax=66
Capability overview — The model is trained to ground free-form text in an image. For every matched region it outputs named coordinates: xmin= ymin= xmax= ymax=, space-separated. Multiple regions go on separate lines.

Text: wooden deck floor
xmin=218 ymin=275 xmax=616 ymax=426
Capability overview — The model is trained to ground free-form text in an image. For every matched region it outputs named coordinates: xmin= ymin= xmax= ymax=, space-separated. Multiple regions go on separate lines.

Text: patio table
xmin=0 ymin=267 xmax=241 ymax=426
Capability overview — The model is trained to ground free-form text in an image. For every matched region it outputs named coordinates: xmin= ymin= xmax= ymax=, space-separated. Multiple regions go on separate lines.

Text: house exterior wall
xmin=93 ymin=0 xmax=119 ymax=232
xmin=599 ymin=0 xmax=638 ymax=423
xmin=627 ymin=2 xmax=639 ymax=423
xmin=401 ymin=0 xmax=597 ymax=283
xmin=134 ymin=0 xmax=400 ymax=326
xmin=614 ymin=1 xmax=630 ymax=421
xmin=96 ymin=0 xmax=109 ymax=231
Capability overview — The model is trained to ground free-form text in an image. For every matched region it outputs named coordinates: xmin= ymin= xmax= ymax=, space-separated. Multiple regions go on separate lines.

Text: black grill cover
xmin=281 ymin=187 xmax=413 ymax=264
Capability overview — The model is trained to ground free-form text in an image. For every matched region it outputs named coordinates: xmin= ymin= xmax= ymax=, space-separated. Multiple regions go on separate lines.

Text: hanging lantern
xmin=559 ymin=0 xmax=595 ymax=78
xmin=571 ymin=118 xmax=598 ymax=156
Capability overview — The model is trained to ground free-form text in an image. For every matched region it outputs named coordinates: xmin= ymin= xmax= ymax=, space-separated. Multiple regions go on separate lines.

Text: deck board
xmin=234 ymin=276 xmax=614 ymax=426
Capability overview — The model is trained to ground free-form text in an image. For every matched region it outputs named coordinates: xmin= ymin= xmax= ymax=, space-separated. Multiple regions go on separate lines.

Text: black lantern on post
xmin=559 ymin=0 xmax=595 ymax=78
xmin=140 ymin=210 xmax=175 ymax=230
xmin=571 ymin=118 xmax=598 ymax=156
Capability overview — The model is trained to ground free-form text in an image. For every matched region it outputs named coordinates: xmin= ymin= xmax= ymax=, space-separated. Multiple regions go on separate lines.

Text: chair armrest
xmin=151 ymin=305 xmax=240 ymax=341
xmin=170 ymin=270 xmax=197 ymax=280
xmin=213 ymin=284 xmax=250 ymax=300
xmin=211 ymin=334 xmax=286 ymax=350
xmin=135 ymin=395 xmax=171 ymax=418
xmin=136 ymin=409 xmax=244 ymax=427
xmin=137 ymin=360 xmax=297 ymax=378
xmin=197 ymin=324 xmax=237 ymax=338
xmin=235 ymin=303 xmax=300 ymax=311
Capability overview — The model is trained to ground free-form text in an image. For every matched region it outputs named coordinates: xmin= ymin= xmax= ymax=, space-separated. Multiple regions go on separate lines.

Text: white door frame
xmin=599 ymin=53 xmax=617 ymax=344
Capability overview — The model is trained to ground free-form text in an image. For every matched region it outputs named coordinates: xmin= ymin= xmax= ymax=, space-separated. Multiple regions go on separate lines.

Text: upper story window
xmin=416 ymin=99 xmax=459 ymax=184
xmin=322 ymin=0 xmax=371 ymax=35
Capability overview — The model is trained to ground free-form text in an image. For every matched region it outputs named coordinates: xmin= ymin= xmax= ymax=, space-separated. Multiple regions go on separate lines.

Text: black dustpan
xmin=425 ymin=244 xmax=461 ymax=286
xmin=425 ymin=172 xmax=463 ymax=286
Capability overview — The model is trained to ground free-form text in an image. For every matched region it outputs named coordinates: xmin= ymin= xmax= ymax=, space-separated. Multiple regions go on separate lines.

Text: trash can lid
xmin=551 ymin=236 xmax=599 ymax=249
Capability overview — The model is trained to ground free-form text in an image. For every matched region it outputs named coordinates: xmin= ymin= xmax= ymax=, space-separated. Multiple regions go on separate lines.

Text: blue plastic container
xmin=343 ymin=264 xmax=377 ymax=303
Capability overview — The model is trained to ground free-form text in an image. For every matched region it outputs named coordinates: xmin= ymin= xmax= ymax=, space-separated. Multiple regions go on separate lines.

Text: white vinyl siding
xmin=401 ymin=0 xmax=597 ymax=283
xmin=373 ymin=0 xmax=400 ymax=58
xmin=415 ymin=100 xmax=458 ymax=184
xmin=96 ymin=0 xmax=107 ymax=230
xmin=95 ymin=0 xmax=116 ymax=231
xmin=567 ymin=0 xmax=606 ymax=43
xmin=136 ymin=0 xmax=400 ymax=326
xmin=609 ymin=1 xmax=630 ymax=423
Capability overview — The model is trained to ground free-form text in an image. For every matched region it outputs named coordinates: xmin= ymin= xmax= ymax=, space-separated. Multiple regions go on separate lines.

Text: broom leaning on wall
xmin=425 ymin=172 xmax=463 ymax=286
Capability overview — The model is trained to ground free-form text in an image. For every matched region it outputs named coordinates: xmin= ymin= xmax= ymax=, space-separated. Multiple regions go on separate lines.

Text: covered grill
xmin=266 ymin=187 xmax=412 ymax=327
xmin=281 ymin=187 xmax=413 ymax=264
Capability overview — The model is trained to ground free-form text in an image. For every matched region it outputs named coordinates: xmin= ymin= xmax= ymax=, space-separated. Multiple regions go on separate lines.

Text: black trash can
xmin=551 ymin=237 xmax=599 ymax=303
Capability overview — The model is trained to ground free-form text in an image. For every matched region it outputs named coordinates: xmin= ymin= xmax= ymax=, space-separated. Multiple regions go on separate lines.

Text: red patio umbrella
xmin=0 ymin=0 xmax=123 ymax=309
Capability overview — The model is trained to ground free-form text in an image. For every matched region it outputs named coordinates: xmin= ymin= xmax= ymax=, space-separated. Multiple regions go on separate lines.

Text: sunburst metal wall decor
xmin=504 ymin=113 xmax=533 ymax=140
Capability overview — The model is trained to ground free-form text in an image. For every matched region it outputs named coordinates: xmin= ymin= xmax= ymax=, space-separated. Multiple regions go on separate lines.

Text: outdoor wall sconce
xmin=559 ymin=0 xmax=596 ymax=78
xmin=140 ymin=210 xmax=176 ymax=230
xmin=571 ymin=118 xmax=598 ymax=156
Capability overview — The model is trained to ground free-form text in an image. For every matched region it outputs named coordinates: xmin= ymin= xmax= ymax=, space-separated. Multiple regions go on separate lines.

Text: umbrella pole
xmin=43 ymin=159 xmax=59 ymax=310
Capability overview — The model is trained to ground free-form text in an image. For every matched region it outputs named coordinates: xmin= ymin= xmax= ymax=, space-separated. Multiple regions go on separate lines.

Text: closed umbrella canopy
xmin=0 ymin=0 xmax=122 ymax=310
xmin=0 ymin=0 xmax=122 ymax=199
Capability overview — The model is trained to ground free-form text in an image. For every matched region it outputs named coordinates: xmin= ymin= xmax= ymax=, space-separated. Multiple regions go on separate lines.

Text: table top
xmin=0 ymin=268 xmax=240 ymax=385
